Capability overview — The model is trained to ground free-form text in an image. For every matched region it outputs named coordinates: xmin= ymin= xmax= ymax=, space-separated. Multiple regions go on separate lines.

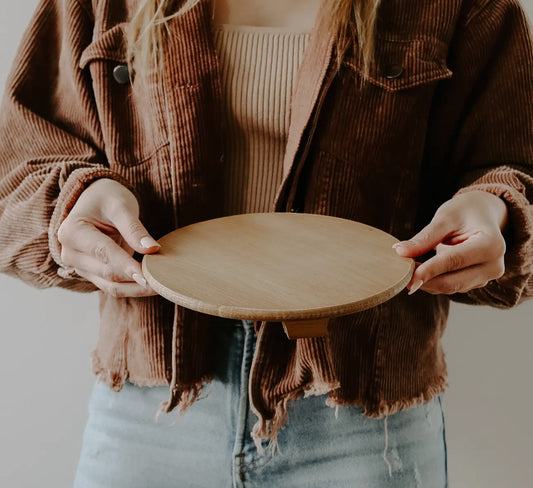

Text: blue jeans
xmin=73 ymin=320 xmax=448 ymax=487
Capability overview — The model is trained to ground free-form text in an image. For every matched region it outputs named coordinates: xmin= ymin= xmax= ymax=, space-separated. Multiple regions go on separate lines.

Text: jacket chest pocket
xmin=343 ymin=36 xmax=453 ymax=92
xmin=79 ymin=24 xmax=169 ymax=166
xmin=301 ymin=37 xmax=453 ymax=230
xmin=314 ymin=36 xmax=454 ymax=162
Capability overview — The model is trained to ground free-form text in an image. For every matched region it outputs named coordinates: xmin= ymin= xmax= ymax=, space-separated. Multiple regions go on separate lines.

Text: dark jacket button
xmin=383 ymin=63 xmax=404 ymax=79
xmin=113 ymin=64 xmax=130 ymax=85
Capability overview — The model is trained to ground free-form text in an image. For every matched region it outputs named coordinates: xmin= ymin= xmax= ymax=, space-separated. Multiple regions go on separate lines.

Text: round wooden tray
xmin=142 ymin=213 xmax=414 ymax=339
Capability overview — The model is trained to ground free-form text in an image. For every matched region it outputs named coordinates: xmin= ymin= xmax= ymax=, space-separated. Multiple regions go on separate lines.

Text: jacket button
xmin=113 ymin=64 xmax=130 ymax=85
xmin=383 ymin=63 xmax=404 ymax=79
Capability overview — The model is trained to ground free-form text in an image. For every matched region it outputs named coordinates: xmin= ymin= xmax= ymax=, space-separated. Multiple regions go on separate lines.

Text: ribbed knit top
xmin=213 ymin=24 xmax=311 ymax=215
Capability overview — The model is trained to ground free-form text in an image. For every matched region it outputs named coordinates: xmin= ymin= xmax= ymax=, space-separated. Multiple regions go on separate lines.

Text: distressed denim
xmin=73 ymin=319 xmax=448 ymax=487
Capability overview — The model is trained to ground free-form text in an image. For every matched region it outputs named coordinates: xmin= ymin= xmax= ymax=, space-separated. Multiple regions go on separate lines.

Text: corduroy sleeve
xmin=0 ymin=0 xmax=138 ymax=291
xmin=438 ymin=0 xmax=533 ymax=307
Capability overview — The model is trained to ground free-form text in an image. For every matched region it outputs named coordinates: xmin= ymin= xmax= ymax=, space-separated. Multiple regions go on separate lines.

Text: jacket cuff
xmin=48 ymin=166 xmax=139 ymax=274
xmin=452 ymin=168 xmax=533 ymax=307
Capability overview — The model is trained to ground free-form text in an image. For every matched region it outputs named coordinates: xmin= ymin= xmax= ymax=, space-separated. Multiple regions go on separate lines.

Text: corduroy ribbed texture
xmin=212 ymin=24 xmax=311 ymax=215
xmin=0 ymin=0 xmax=532 ymax=450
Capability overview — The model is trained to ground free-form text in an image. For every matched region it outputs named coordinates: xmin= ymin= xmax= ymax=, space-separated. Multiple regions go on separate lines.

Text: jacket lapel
xmin=280 ymin=0 xmax=336 ymax=179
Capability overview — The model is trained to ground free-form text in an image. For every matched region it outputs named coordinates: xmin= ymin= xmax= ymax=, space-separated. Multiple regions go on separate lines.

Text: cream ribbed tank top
xmin=213 ymin=24 xmax=311 ymax=215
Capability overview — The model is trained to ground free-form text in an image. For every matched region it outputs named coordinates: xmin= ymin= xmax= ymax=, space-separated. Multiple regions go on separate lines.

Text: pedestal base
xmin=281 ymin=318 xmax=329 ymax=339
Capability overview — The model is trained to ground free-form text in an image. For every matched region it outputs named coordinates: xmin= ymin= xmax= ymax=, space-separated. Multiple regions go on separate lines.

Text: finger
xmin=61 ymin=248 xmax=147 ymax=286
xmin=418 ymin=259 xmax=504 ymax=295
xmin=394 ymin=217 xmax=454 ymax=258
xmin=74 ymin=268 xmax=159 ymax=298
xmin=104 ymin=202 xmax=160 ymax=254
xmin=407 ymin=232 xmax=498 ymax=288
xmin=66 ymin=222 xmax=145 ymax=279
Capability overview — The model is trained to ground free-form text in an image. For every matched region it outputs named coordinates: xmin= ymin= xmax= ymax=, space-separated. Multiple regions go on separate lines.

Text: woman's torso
xmin=41 ymin=0 xmax=531 ymax=446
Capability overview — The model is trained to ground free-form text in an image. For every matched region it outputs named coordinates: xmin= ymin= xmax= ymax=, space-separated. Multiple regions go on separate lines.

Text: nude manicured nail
xmin=408 ymin=280 xmax=424 ymax=295
xmin=132 ymin=273 xmax=147 ymax=287
xmin=393 ymin=242 xmax=411 ymax=254
xmin=140 ymin=236 xmax=160 ymax=249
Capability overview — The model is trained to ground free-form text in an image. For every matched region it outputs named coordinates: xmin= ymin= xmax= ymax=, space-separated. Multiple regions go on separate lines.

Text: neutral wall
xmin=0 ymin=1 xmax=532 ymax=487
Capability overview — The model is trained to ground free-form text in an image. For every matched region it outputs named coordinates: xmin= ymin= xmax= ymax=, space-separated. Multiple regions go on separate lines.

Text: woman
xmin=0 ymin=0 xmax=532 ymax=486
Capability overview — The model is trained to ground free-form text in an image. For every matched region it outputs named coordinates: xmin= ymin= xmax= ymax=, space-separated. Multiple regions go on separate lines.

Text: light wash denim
xmin=73 ymin=319 xmax=448 ymax=487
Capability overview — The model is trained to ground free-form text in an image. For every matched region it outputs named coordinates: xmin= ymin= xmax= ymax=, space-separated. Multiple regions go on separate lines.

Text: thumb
xmin=107 ymin=204 xmax=160 ymax=254
xmin=394 ymin=218 xmax=451 ymax=257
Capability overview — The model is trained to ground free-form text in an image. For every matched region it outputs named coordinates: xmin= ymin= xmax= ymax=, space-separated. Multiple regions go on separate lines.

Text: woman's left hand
xmin=394 ymin=190 xmax=509 ymax=295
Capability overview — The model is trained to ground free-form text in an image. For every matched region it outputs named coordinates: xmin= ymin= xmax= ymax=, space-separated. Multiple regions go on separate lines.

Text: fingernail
xmin=132 ymin=273 xmax=147 ymax=287
xmin=140 ymin=236 xmax=160 ymax=249
xmin=395 ymin=240 xmax=415 ymax=248
xmin=393 ymin=242 xmax=410 ymax=255
xmin=408 ymin=280 xmax=424 ymax=295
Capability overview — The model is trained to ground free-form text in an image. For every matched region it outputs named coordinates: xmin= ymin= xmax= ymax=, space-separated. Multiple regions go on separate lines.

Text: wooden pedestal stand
xmin=142 ymin=213 xmax=414 ymax=339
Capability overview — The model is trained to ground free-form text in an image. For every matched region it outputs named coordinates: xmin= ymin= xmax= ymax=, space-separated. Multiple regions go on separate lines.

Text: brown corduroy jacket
xmin=1 ymin=0 xmax=533 ymax=446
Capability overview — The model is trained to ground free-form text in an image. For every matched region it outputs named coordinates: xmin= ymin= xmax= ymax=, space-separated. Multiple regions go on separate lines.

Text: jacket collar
xmin=277 ymin=0 xmax=336 ymax=178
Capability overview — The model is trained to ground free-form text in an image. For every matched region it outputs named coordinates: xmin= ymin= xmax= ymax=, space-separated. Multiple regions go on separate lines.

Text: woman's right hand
xmin=56 ymin=178 xmax=160 ymax=297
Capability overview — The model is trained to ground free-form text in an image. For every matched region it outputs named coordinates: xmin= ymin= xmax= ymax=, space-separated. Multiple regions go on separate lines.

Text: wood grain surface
xmin=142 ymin=213 xmax=414 ymax=332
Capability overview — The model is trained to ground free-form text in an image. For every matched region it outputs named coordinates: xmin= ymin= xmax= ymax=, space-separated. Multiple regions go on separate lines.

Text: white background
xmin=0 ymin=1 xmax=532 ymax=487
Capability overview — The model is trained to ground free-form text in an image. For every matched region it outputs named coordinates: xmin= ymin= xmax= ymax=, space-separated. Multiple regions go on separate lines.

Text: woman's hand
xmin=56 ymin=178 xmax=160 ymax=297
xmin=394 ymin=190 xmax=509 ymax=295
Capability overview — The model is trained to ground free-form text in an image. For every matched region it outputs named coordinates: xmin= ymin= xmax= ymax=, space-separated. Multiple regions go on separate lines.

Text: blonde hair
xmin=126 ymin=0 xmax=381 ymax=90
